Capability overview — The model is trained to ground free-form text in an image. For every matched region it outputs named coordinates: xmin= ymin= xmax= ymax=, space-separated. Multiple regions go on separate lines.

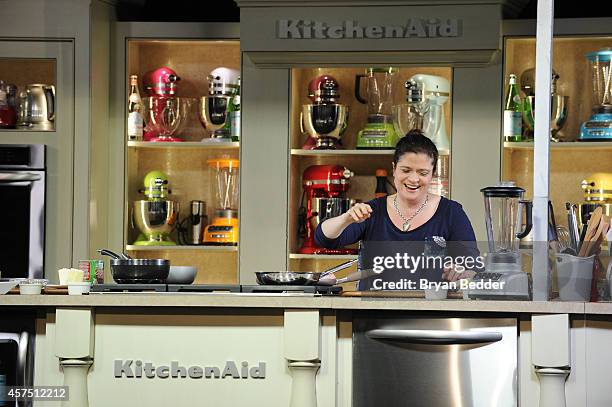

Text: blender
xmin=199 ymin=67 xmax=240 ymax=142
xmin=133 ymin=171 xmax=179 ymax=245
xmin=301 ymin=74 xmax=348 ymax=149
xmin=203 ymin=158 xmax=239 ymax=245
xmin=298 ymin=165 xmax=356 ymax=255
xmin=355 ymin=67 xmax=400 ymax=149
xmin=469 ymin=182 xmax=533 ymax=299
xmin=580 ymin=49 xmax=612 ymax=141
xmin=142 ymin=67 xmax=191 ymax=142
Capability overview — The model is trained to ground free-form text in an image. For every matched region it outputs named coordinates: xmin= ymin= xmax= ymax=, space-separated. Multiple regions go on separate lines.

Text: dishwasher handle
xmin=366 ymin=329 xmax=503 ymax=345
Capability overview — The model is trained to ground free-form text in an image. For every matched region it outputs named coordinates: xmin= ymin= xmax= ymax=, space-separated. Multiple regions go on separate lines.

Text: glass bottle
xmin=503 ymin=73 xmax=522 ymax=142
xmin=127 ymin=74 xmax=143 ymax=141
xmin=230 ymin=77 xmax=241 ymax=142
xmin=375 ymin=169 xmax=388 ymax=198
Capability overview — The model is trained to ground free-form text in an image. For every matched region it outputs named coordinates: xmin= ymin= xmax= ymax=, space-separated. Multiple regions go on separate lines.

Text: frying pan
xmin=255 ymin=259 xmax=375 ymax=286
xmin=98 ymin=249 xmax=170 ymax=284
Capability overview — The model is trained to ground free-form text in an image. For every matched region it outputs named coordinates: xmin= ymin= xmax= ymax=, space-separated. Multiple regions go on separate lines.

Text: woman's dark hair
xmin=393 ymin=129 xmax=439 ymax=173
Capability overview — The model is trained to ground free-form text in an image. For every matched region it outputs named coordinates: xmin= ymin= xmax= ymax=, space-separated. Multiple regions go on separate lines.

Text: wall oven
xmin=0 ymin=145 xmax=45 ymax=279
xmin=0 ymin=312 xmax=36 ymax=407
xmin=353 ymin=312 xmax=518 ymax=407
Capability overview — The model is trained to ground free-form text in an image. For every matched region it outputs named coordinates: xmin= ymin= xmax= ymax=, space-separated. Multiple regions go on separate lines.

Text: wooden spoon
xmin=584 ymin=216 xmax=607 ymax=257
xmin=578 ymin=207 xmax=603 ymax=257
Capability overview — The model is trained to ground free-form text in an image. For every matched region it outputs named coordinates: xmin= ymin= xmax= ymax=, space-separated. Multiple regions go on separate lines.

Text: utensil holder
xmin=556 ymin=253 xmax=595 ymax=301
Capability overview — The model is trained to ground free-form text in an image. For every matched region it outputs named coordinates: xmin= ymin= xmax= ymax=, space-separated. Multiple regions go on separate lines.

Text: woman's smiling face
xmin=392 ymin=152 xmax=435 ymax=202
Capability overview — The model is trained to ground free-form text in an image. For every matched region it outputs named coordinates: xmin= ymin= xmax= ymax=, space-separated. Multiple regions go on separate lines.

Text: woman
xmin=315 ymin=129 xmax=479 ymax=285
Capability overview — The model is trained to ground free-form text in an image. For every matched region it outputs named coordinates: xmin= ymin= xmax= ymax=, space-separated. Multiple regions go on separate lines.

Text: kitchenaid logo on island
xmin=277 ymin=19 xmax=461 ymax=39
xmin=114 ymin=360 xmax=266 ymax=380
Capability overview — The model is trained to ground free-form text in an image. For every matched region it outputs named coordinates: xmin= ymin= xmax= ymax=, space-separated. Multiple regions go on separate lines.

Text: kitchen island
xmin=2 ymin=294 xmax=612 ymax=407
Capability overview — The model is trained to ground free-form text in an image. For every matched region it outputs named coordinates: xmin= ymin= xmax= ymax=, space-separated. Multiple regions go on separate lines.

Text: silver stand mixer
xmin=469 ymin=182 xmax=533 ymax=300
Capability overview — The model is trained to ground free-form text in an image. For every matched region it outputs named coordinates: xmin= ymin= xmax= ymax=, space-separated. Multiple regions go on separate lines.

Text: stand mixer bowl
xmin=301 ymin=104 xmax=348 ymax=148
xmin=199 ymin=95 xmax=232 ymax=138
xmin=523 ymin=95 xmax=568 ymax=141
xmin=133 ymin=200 xmax=179 ymax=245
xmin=143 ymin=96 xmax=192 ymax=142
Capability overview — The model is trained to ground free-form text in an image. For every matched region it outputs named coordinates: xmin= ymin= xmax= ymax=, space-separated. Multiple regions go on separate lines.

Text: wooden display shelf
xmin=128 ymin=141 xmax=239 ymax=149
xmin=289 ymin=253 xmax=357 ymax=260
xmin=291 ymin=148 xmax=450 ymax=156
xmin=504 ymin=141 xmax=612 ymax=150
xmin=126 ymin=245 xmax=237 ymax=252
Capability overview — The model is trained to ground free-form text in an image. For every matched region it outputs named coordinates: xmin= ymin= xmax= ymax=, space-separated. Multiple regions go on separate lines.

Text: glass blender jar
xmin=481 ymin=182 xmax=533 ymax=271
xmin=355 ymin=67 xmax=399 ymax=149
xmin=580 ymin=49 xmax=612 ymax=140
xmin=468 ymin=182 xmax=533 ymax=300
xmin=203 ymin=158 xmax=239 ymax=245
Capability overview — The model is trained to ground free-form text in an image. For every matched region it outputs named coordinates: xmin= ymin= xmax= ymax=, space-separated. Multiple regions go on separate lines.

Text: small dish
xmin=19 ymin=279 xmax=48 ymax=295
xmin=167 ymin=266 xmax=197 ymax=284
xmin=67 ymin=282 xmax=91 ymax=295
xmin=0 ymin=279 xmax=21 ymax=295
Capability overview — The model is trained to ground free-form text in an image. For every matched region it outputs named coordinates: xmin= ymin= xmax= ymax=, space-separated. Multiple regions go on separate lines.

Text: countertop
xmin=0 ymin=292 xmax=601 ymax=314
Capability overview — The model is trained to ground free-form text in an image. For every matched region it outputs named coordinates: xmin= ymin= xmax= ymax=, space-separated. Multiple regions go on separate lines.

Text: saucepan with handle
xmin=98 ymin=249 xmax=170 ymax=284
xmin=255 ymin=259 xmax=376 ymax=286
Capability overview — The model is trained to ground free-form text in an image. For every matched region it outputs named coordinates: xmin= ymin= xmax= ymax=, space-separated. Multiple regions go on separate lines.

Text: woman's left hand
xmin=442 ymin=265 xmax=476 ymax=282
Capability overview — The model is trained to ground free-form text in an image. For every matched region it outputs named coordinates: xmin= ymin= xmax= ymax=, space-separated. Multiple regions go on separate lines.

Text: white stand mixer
xmin=410 ymin=74 xmax=451 ymax=151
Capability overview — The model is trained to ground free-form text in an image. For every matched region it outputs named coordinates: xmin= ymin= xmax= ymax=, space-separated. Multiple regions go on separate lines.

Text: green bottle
xmin=503 ymin=73 xmax=522 ymax=142
xmin=230 ymin=77 xmax=241 ymax=142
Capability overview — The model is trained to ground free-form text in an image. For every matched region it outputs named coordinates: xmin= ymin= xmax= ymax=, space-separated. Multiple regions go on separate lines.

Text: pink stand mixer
xmin=142 ymin=67 xmax=190 ymax=142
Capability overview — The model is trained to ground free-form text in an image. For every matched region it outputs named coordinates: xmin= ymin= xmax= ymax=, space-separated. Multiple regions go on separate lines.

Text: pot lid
xmin=481 ymin=181 xmax=525 ymax=197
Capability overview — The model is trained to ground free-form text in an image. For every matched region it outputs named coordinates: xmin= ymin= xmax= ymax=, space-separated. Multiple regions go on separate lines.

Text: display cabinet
xmin=0 ymin=40 xmax=75 ymax=279
xmin=502 ymin=24 xmax=612 ymax=231
xmin=110 ymin=23 xmax=240 ymax=284
xmin=287 ymin=67 xmax=452 ymax=275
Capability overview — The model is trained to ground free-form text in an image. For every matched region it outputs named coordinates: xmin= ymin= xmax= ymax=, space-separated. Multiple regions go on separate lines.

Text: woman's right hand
xmin=344 ymin=203 xmax=373 ymax=224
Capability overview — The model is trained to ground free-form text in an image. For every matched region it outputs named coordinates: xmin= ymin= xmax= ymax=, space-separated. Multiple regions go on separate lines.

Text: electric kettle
xmin=21 ymin=84 xmax=55 ymax=130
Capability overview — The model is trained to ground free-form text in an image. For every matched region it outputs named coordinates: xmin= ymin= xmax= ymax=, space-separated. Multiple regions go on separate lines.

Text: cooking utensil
xmin=98 ymin=249 xmax=169 ymax=284
xmin=566 ymin=202 xmax=580 ymax=253
xmin=556 ymin=225 xmax=574 ymax=254
xmin=578 ymin=207 xmax=603 ymax=257
xmin=255 ymin=259 xmax=357 ymax=286
xmin=584 ymin=216 xmax=609 ymax=257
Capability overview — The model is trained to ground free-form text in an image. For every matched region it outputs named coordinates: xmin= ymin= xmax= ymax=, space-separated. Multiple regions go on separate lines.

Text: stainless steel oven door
xmin=0 ymin=171 xmax=45 ymax=279
xmin=353 ymin=313 xmax=517 ymax=407
xmin=0 ymin=332 xmax=31 ymax=407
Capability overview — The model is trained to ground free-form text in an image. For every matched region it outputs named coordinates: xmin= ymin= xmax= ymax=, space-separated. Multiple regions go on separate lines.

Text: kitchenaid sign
xmin=114 ymin=360 xmax=266 ymax=379
xmin=277 ymin=19 xmax=461 ymax=39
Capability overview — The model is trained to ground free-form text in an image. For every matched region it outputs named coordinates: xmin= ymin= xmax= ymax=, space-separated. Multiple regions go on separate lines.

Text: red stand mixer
xmin=142 ymin=67 xmax=190 ymax=142
xmin=298 ymin=164 xmax=357 ymax=255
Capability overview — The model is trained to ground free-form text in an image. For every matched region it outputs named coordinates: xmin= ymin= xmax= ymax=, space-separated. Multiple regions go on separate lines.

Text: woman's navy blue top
xmin=315 ymin=196 xmax=481 ymax=289
xmin=315 ymin=196 xmax=477 ymax=247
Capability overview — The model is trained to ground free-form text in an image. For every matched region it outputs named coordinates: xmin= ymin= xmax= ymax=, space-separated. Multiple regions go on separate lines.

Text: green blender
xmin=355 ymin=67 xmax=400 ymax=149
xmin=132 ymin=170 xmax=179 ymax=246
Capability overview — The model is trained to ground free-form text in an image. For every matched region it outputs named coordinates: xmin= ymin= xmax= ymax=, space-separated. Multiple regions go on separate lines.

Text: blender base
xmin=579 ymin=112 xmax=612 ymax=140
xmin=356 ymin=123 xmax=399 ymax=149
xmin=467 ymin=269 xmax=531 ymax=300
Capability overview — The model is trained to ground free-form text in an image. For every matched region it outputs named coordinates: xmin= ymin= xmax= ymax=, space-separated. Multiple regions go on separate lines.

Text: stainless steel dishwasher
xmin=353 ymin=312 xmax=518 ymax=407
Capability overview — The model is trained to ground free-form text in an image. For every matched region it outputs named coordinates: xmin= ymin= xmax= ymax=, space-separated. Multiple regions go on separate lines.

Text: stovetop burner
xmin=91 ymin=284 xmax=167 ymax=292
xmin=167 ymin=284 xmax=240 ymax=293
xmin=241 ymin=285 xmax=342 ymax=294
xmin=90 ymin=284 xmax=341 ymax=295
